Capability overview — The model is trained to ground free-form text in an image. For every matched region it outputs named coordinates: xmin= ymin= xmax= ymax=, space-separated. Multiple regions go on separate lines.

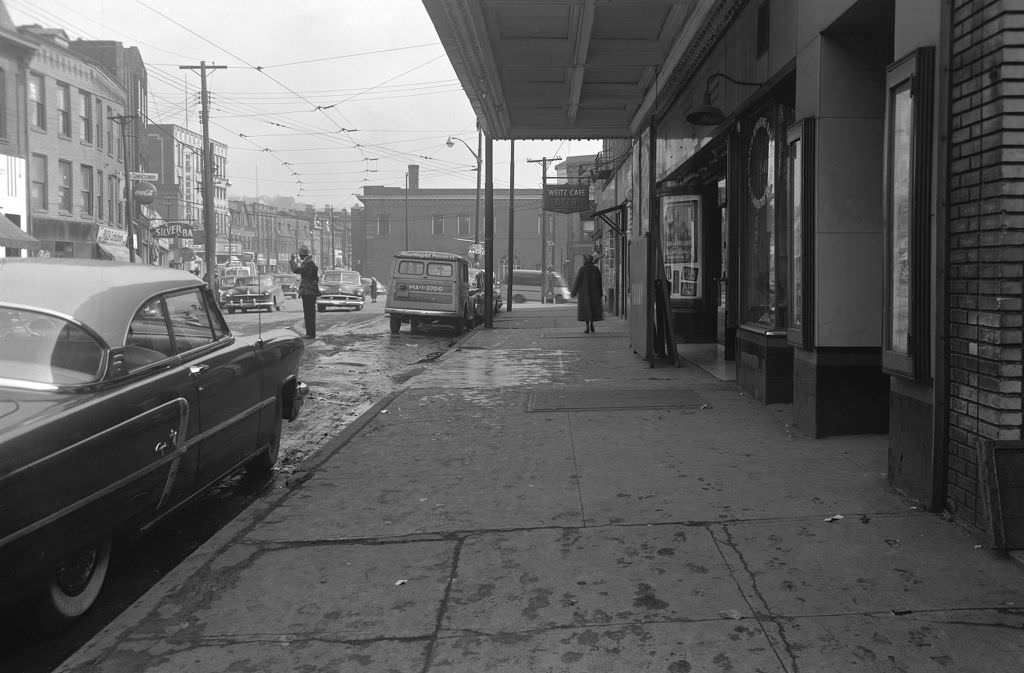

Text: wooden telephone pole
xmin=179 ymin=61 xmax=226 ymax=290
xmin=527 ymin=155 xmax=561 ymax=301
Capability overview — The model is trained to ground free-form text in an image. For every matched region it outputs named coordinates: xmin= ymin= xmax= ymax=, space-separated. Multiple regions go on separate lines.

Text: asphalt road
xmin=0 ymin=297 xmax=458 ymax=673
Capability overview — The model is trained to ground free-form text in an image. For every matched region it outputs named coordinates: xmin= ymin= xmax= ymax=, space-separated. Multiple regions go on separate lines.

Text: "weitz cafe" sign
xmin=542 ymin=183 xmax=590 ymax=214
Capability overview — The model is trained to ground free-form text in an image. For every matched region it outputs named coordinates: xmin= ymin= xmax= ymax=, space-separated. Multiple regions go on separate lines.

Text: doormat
xmin=528 ymin=386 xmax=706 ymax=412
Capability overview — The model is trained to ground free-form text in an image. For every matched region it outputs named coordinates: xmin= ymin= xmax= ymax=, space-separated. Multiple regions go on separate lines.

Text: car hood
xmin=228 ymin=286 xmax=265 ymax=295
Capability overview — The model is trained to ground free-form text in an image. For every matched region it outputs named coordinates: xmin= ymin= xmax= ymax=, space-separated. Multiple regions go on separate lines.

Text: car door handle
xmin=188 ymin=364 xmax=209 ymax=377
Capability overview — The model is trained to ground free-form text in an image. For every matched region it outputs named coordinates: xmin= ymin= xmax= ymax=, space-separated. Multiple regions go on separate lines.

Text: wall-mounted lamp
xmin=685 ymin=73 xmax=763 ymax=126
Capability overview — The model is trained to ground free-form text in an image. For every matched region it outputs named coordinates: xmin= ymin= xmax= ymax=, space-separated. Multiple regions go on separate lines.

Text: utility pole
xmin=110 ymin=114 xmax=138 ymax=263
xmin=179 ymin=61 xmax=226 ymax=290
xmin=404 ymin=171 xmax=410 ymax=250
xmin=484 ymin=134 xmax=494 ymax=327
xmin=506 ymin=140 xmax=515 ymax=313
xmin=526 ymin=155 xmax=561 ymax=302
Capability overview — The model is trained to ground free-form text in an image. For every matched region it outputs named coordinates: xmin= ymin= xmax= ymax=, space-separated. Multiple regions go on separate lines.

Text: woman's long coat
xmin=572 ymin=262 xmax=603 ymax=322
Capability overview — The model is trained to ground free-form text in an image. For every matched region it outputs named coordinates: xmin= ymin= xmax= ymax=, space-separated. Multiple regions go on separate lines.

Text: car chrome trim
xmin=178 ymin=395 xmax=277 ymax=450
xmin=0 ymin=398 xmax=191 ymax=548
xmin=0 ymin=377 xmax=59 ymax=391
xmin=2 ymin=398 xmax=191 ymax=480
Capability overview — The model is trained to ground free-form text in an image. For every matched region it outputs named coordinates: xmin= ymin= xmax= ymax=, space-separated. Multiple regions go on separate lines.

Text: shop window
xmin=741 ymin=106 xmax=790 ymax=330
xmin=432 ymin=215 xmax=444 ymax=235
xmin=660 ymin=194 xmax=701 ymax=298
xmin=376 ymin=214 xmax=390 ymax=236
xmin=787 ymin=118 xmax=815 ymax=347
xmin=883 ymin=47 xmax=933 ymax=380
xmin=458 ymin=215 xmax=470 ymax=235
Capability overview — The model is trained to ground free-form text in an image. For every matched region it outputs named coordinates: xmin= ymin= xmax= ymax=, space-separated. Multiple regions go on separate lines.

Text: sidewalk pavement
xmin=58 ymin=306 xmax=1024 ymax=673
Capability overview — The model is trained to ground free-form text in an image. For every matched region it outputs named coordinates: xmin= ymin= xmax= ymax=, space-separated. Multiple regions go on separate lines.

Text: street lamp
xmin=445 ymin=132 xmax=482 ymax=244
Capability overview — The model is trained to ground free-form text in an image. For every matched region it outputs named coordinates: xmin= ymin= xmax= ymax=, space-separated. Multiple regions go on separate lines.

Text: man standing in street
xmin=290 ymin=245 xmax=319 ymax=338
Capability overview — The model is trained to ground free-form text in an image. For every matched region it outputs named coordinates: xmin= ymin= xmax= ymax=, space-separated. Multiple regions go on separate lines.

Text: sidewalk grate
xmin=528 ymin=385 xmax=705 ymax=411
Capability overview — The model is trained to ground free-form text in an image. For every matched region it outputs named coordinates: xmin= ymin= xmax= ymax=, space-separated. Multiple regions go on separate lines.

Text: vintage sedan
xmin=0 ymin=259 xmax=308 ymax=631
xmin=316 ymin=268 xmax=365 ymax=312
xmin=224 ymin=274 xmax=286 ymax=313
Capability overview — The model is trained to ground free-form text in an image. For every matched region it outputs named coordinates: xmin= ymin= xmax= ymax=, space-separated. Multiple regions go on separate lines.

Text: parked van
xmin=507 ymin=269 xmax=572 ymax=303
xmin=385 ymin=251 xmax=476 ymax=335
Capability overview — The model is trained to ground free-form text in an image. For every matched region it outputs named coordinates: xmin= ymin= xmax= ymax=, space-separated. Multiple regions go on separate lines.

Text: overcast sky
xmin=10 ymin=0 xmax=601 ymax=210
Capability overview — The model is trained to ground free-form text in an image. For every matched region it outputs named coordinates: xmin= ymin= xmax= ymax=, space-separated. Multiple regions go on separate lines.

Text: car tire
xmin=555 ymin=296 xmax=565 ymax=304
xmin=245 ymin=399 xmax=281 ymax=477
xmin=34 ymin=538 xmax=112 ymax=633
xmin=228 ymin=307 xmax=235 ymax=314
xmin=389 ymin=314 xmax=402 ymax=334
xmin=513 ymin=294 xmax=526 ymax=303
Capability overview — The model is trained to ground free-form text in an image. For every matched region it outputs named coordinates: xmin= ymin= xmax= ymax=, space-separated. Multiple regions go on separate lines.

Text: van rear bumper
xmin=385 ymin=308 xmax=459 ymax=318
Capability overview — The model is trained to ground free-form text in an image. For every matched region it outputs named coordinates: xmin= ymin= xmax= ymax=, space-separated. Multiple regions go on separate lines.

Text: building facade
xmin=427 ymin=0 xmax=1024 ymax=543
xmin=0 ymin=3 xmax=36 ymax=257
xmin=21 ymin=24 xmax=130 ymax=261
xmin=140 ymin=123 xmax=228 ymax=269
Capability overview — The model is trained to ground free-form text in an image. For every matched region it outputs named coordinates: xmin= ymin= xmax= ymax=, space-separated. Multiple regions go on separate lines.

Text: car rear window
xmin=0 ymin=309 xmax=104 ymax=385
xmin=397 ymin=260 xmax=454 ymax=277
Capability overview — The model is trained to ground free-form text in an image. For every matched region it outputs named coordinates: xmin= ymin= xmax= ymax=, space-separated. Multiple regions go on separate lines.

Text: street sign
xmin=129 ymin=171 xmax=159 ymax=181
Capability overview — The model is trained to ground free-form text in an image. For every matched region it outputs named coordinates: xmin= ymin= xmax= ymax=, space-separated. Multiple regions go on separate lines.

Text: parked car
xmin=385 ymin=250 xmax=475 ymax=335
xmin=224 ymin=275 xmax=286 ymax=313
xmin=0 ymin=259 xmax=308 ymax=631
xmin=274 ymin=273 xmax=299 ymax=299
xmin=317 ymin=269 xmax=365 ymax=312
xmin=469 ymin=267 xmax=502 ymax=325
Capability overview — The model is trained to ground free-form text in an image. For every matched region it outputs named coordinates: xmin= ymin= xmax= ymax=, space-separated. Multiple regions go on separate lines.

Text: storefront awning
xmin=97 ymin=241 xmax=132 ymax=263
xmin=0 ymin=215 xmax=41 ymax=249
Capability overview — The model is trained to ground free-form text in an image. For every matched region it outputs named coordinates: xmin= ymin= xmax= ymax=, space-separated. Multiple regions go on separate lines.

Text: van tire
xmin=389 ymin=314 xmax=402 ymax=334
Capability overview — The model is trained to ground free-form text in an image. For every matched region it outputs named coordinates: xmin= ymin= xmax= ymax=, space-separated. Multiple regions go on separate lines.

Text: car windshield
xmin=238 ymin=276 xmax=274 ymax=290
xmin=324 ymin=270 xmax=361 ymax=285
xmin=0 ymin=308 xmax=105 ymax=385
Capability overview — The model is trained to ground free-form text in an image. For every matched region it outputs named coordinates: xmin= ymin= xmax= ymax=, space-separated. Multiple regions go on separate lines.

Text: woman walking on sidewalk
xmin=571 ymin=253 xmax=603 ymax=333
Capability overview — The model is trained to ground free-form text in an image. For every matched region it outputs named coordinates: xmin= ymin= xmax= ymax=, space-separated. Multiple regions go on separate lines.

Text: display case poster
xmin=660 ymin=194 xmax=701 ymax=298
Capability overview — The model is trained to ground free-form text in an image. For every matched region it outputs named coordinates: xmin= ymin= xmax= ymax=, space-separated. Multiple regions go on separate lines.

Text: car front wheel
xmin=34 ymin=538 xmax=112 ymax=633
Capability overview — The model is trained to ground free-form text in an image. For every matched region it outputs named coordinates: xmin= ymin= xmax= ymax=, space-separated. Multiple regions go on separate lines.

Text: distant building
xmin=0 ymin=2 xmax=37 ymax=257
xmin=140 ymin=123 xmax=228 ymax=269
xmin=354 ymin=164 xmax=543 ymax=282
xmin=19 ymin=24 xmax=131 ymax=260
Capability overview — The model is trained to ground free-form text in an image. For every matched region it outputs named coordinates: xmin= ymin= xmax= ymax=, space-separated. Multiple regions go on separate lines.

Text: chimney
xmin=407 ymin=165 xmax=419 ymax=192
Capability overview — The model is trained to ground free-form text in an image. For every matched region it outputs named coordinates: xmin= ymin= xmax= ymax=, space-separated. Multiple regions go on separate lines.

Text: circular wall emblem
xmin=746 ymin=116 xmax=772 ymax=210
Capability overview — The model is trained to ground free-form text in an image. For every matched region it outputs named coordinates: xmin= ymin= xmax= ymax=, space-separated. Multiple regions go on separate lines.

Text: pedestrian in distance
xmin=571 ymin=253 xmax=603 ymax=333
xmin=370 ymin=278 xmax=378 ymax=303
xmin=290 ymin=245 xmax=320 ymax=339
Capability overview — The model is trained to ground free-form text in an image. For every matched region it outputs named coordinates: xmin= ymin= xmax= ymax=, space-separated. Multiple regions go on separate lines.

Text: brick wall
xmin=946 ymin=0 xmax=1024 ymax=529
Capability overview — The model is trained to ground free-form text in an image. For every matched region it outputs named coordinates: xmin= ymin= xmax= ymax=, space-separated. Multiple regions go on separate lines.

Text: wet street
xmin=0 ymin=297 xmax=459 ymax=673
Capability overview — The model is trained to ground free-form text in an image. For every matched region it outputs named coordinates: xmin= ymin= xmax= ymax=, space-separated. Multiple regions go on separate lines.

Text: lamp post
xmin=445 ymin=131 xmax=482 ymax=244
